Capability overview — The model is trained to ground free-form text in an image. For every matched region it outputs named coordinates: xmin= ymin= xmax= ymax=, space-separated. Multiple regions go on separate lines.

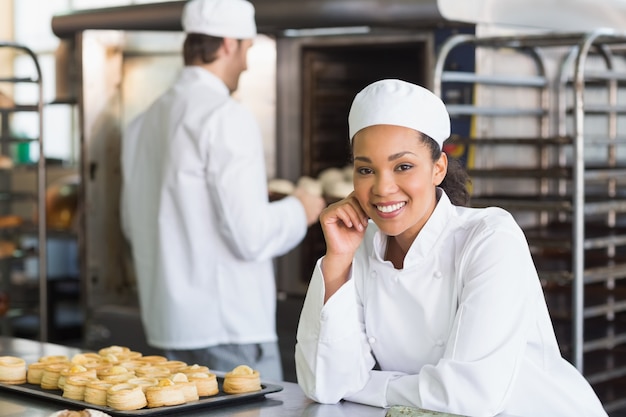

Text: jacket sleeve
xmin=206 ymin=104 xmax=307 ymax=261
xmin=295 ymin=257 xmax=387 ymax=405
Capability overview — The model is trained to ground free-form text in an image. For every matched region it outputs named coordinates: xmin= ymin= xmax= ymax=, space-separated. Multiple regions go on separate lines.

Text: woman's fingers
xmin=322 ymin=196 xmax=367 ymax=231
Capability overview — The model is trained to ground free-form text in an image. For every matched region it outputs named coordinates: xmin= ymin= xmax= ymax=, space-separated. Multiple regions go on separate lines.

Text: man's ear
xmin=221 ymin=37 xmax=237 ymax=56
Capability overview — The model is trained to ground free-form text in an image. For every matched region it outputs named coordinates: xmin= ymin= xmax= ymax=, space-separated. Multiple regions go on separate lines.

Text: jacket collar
xmin=180 ymin=66 xmax=230 ymax=97
xmin=372 ymin=188 xmax=455 ymax=268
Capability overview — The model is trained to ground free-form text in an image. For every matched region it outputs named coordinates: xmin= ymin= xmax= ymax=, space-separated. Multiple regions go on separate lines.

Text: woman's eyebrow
xmin=388 ymin=151 xmax=415 ymax=161
xmin=354 ymin=151 xmax=415 ymax=163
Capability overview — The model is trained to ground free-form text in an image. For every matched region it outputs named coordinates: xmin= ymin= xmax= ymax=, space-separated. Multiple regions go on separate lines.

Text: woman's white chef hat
xmin=182 ymin=0 xmax=257 ymax=39
xmin=348 ymin=79 xmax=450 ymax=149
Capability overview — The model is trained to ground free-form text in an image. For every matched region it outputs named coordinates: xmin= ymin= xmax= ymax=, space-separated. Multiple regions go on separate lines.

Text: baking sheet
xmin=0 ymin=376 xmax=283 ymax=416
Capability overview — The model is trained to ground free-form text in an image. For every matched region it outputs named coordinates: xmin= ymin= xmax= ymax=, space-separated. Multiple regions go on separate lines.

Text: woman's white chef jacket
xmin=120 ymin=67 xmax=307 ymax=350
xmin=295 ymin=190 xmax=607 ymax=417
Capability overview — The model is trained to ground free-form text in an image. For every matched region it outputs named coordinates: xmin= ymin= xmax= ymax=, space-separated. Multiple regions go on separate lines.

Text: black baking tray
xmin=0 ymin=376 xmax=283 ymax=416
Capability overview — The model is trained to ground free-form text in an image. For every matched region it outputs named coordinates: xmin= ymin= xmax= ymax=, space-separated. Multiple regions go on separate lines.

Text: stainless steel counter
xmin=0 ymin=337 xmax=527 ymax=417
xmin=0 ymin=336 xmax=388 ymax=417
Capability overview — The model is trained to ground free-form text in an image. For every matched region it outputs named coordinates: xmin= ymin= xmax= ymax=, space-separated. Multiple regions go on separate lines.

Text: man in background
xmin=120 ymin=0 xmax=325 ymax=381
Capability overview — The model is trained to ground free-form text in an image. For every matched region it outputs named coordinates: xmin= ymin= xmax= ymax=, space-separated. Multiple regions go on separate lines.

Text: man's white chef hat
xmin=348 ymin=79 xmax=450 ymax=149
xmin=182 ymin=0 xmax=257 ymax=39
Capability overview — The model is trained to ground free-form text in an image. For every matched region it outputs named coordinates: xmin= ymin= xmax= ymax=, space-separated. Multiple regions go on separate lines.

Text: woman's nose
xmin=373 ymin=173 xmax=397 ymax=196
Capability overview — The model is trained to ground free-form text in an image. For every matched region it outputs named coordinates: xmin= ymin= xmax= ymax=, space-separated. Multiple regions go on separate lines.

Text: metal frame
xmin=0 ymin=41 xmax=47 ymax=341
xmin=434 ymin=29 xmax=626 ymax=413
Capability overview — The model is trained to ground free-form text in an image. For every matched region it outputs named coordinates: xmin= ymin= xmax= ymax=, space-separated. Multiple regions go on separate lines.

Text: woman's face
xmin=352 ymin=124 xmax=447 ymax=244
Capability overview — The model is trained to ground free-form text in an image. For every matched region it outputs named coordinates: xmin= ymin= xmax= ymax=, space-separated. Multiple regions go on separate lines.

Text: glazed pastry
xmin=179 ymin=364 xmax=210 ymax=375
xmin=126 ymin=377 xmax=158 ymax=393
xmin=106 ymin=383 xmax=147 ymax=411
xmin=62 ymin=375 xmax=95 ymax=401
xmin=38 ymin=355 xmax=70 ymax=364
xmin=83 ymin=380 xmax=114 ymax=406
xmin=134 ymin=365 xmax=171 ymax=379
xmin=186 ymin=371 xmax=218 ymax=397
xmin=145 ymin=378 xmax=186 ymax=408
xmin=223 ymin=365 xmax=261 ymax=394
xmin=70 ymin=353 xmax=102 ymax=365
xmin=29 ymin=356 xmax=70 ymax=385
xmin=41 ymin=363 xmax=71 ymax=390
xmin=118 ymin=360 xmax=146 ymax=372
xmin=137 ymin=355 xmax=168 ymax=365
xmin=115 ymin=351 xmax=142 ymax=362
xmin=97 ymin=345 xmax=130 ymax=357
xmin=0 ymin=356 xmax=26 ymax=384
xmin=170 ymin=372 xmax=199 ymax=402
xmin=27 ymin=361 xmax=48 ymax=384
xmin=161 ymin=360 xmax=187 ymax=373
xmin=97 ymin=365 xmax=134 ymax=384
xmin=58 ymin=365 xmax=96 ymax=390
xmin=99 ymin=354 xmax=121 ymax=365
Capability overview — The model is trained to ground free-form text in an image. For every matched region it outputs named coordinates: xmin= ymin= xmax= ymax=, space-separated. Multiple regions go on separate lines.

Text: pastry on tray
xmin=134 ymin=365 xmax=171 ymax=379
xmin=106 ymin=382 xmax=147 ymax=411
xmin=222 ymin=365 xmax=261 ymax=394
xmin=137 ymin=355 xmax=168 ymax=365
xmin=0 ymin=356 xmax=26 ymax=384
xmin=179 ymin=364 xmax=210 ymax=375
xmin=145 ymin=378 xmax=186 ymax=408
xmin=186 ymin=370 xmax=219 ymax=397
xmin=126 ymin=376 xmax=158 ymax=392
xmin=40 ymin=362 xmax=72 ymax=390
xmin=161 ymin=360 xmax=188 ymax=373
xmin=170 ymin=372 xmax=199 ymax=402
xmin=97 ymin=365 xmax=134 ymax=384
xmin=62 ymin=375 xmax=95 ymax=401
xmin=83 ymin=380 xmax=114 ymax=406
xmin=58 ymin=365 xmax=97 ymax=390
xmin=97 ymin=345 xmax=131 ymax=357
xmin=28 ymin=356 xmax=70 ymax=385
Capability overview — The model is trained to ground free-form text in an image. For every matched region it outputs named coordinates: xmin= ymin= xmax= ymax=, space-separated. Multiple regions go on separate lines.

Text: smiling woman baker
xmin=294 ymin=79 xmax=608 ymax=417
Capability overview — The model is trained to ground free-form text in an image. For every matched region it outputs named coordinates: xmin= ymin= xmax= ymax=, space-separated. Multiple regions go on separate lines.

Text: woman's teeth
xmin=376 ymin=202 xmax=406 ymax=213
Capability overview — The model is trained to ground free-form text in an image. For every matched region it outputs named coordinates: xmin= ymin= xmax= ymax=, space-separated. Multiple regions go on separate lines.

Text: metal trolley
xmin=434 ymin=29 xmax=626 ymax=414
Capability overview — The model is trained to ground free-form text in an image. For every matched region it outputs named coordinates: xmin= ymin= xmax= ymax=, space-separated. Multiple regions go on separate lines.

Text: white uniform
xmin=121 ymin=67 xmax=307 ymax=350
xmin=295 ymin=190 xmax=607 ymax=417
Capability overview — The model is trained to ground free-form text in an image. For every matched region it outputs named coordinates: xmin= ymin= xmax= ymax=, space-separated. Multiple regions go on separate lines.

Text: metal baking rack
xmin=0 ymin=41 xmax=47 ymax=341
xmin=434 ymin=29 xmax=626 ymax=414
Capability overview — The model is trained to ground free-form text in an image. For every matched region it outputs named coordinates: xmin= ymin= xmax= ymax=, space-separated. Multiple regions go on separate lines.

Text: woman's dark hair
xmin=183 ymin=34 xmax=223 ymax=65
xmin=423 ymin=134 xmax=471 ymax=207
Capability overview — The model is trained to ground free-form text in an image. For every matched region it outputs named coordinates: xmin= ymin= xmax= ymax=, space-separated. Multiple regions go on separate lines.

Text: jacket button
xmin=370 ymin=270 xmax=377 ymax=278
xmin=434 ymin=271 xmax=442 ymax=279
xmin=368 ymin=337 xmax=376 ymax=344
xmin=435 ymin=339 xmax=445 ymax=347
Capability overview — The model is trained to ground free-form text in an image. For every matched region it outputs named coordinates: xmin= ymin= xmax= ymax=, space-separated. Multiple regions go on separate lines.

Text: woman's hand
xmin=319 ymin=193 xmax=369 ymax=302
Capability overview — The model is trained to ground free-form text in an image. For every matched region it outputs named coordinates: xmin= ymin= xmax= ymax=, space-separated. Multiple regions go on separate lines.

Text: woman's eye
xmin=357 ymin=167 xmax=373 ymax=175
xmin=396 ymin=164 xmax=413 ymax=172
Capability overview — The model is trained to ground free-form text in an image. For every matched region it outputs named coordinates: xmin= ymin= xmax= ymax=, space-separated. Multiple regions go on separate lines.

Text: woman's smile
xmin=374 ymin=201 xmax=407 ymax=216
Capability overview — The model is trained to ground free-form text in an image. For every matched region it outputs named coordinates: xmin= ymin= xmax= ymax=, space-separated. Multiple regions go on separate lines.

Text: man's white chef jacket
xmin=120 ymin=67 xmax=307 ymax=349
xmin=295 ymin=190 xmax=607 ymax=417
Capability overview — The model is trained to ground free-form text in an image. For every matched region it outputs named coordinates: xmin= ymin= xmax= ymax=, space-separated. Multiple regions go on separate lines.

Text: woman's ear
xmin=433 ymin=152 xmax=448 ymax=186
